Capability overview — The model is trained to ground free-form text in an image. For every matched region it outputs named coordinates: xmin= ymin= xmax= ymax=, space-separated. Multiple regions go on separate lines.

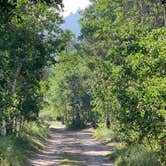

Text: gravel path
xmin=27 ymin=126 xmax=114 ymax=166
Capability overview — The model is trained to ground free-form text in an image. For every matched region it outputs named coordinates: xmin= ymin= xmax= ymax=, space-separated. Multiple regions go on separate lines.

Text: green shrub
xmin=66 ymin=119 xmax=86 ymax=130
xmin=94 ymin=126 xmax=120 ymax=144
xmin=0 ymin=136 xmax=31 ymax=165
xmin=0 ymin=122 xmax=49 ymax=166
xmin=24 ymin=121 xmax=49 ymax=139
xmin=108 ymin=145 xmax=161 ymax=166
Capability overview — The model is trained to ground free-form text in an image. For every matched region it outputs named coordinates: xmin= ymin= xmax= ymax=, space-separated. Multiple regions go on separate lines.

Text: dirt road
xmin=27 ymin=126 xmax=114 ymax=166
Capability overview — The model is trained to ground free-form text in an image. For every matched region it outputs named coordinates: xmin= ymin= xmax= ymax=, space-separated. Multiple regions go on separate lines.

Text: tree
xmin=46 ymin=51 xmax=96 ymax=128
xmin=0 ymin=0 xmax=67 ymax=135
xmin=78 ymin=0 xmax=166 ymax=162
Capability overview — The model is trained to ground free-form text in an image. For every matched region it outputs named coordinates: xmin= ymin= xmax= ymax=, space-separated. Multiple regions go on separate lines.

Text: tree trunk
xmin=0 ymin=124 xmax=3 ymax=136
xmin=105 ymin=107 xmax=111 ymax=128
xmin=164 ymin=4 xmax=166 ymax=26
xmin=106 ymin=116 xmax=111 ymax=128
xmin=11 ymin=63 xmax=22 ymax=94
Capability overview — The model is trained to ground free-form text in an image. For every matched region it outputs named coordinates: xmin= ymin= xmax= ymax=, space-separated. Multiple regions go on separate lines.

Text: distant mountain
xmin=61 ymin=13 xmax=81 ymax=36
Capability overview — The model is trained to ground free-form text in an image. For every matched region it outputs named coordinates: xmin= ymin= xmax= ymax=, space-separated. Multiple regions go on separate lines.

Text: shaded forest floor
xmin=26 ymin=125 xmax=114 ymax=166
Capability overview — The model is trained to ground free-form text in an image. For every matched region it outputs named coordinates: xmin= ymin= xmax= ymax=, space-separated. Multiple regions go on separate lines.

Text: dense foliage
xmin=0 ymin=0 xmax=70 ymax=136
xmin=0 ymin=0 xmax=166 ymax=165
xmin=46 ymin=52 xmax=95 ymax=128
xmin=47 ymin=0 xmax=166 ymax=165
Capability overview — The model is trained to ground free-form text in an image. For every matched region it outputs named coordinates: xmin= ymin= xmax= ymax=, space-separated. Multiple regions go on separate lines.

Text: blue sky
xmin=62 ymin=0 xmax=91 ymax=17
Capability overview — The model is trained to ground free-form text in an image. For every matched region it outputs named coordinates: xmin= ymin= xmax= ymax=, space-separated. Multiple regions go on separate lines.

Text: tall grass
xmin=0 ymin=122 xmax=49 ymax=166
xmin=94 ymin=126 xmax=120 ymax=144
xmin=95 ymin=125 xmax=161 ymax=166
xmin=108 ymin=145 xmax=161 ymax=166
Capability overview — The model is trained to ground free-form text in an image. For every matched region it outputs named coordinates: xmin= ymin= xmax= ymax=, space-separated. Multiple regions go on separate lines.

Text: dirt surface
xmin=27 ymin=126 xmax=114 ymax=166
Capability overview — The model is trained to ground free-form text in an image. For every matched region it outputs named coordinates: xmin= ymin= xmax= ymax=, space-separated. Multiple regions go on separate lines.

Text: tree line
xmin=0 ymin=0 xmax=72 ymax=136
xmin=0 ymin=0 xmax=165 ymax=165
xmin=46 ymin=0 xmax=166 ymax=164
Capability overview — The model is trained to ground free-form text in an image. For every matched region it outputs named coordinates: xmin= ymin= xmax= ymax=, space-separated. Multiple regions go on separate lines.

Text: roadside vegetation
xmin=0 ymin=121 xmax=49 ymax=165
xmin=95 ymin=126 xmax=162 ymax=166
xmin=46 ymin=0 xmax=166 ymax=165
xmin=109 ymin=144 xmax=160 ymax=166
xmin=0 ymin=0 xmax=165 ymax=166
xmin=0 ymin=0 xmax=69 ymax=165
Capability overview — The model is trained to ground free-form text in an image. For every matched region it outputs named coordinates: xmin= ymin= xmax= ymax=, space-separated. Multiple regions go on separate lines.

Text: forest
xmin=0 ymin=0 xmax=166 ymax=166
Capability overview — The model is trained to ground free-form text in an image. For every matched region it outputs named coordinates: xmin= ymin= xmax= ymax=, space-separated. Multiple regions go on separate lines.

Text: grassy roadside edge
xmin=94 ymin=126 xmax=161 ymax=166
xmin=0 ymin=121 xmax=50 ymax=166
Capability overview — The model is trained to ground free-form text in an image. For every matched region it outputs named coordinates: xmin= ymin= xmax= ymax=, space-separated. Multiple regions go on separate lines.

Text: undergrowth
xmin=95 ymin=125 xmax=162 ymax=166
xmin=0 ymin=121 xmax=49 ymax=166
xmin=94 ymin=125 xmax=120 ymax=144
xmin=108 ymin=145 xmax=161 ymax=166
